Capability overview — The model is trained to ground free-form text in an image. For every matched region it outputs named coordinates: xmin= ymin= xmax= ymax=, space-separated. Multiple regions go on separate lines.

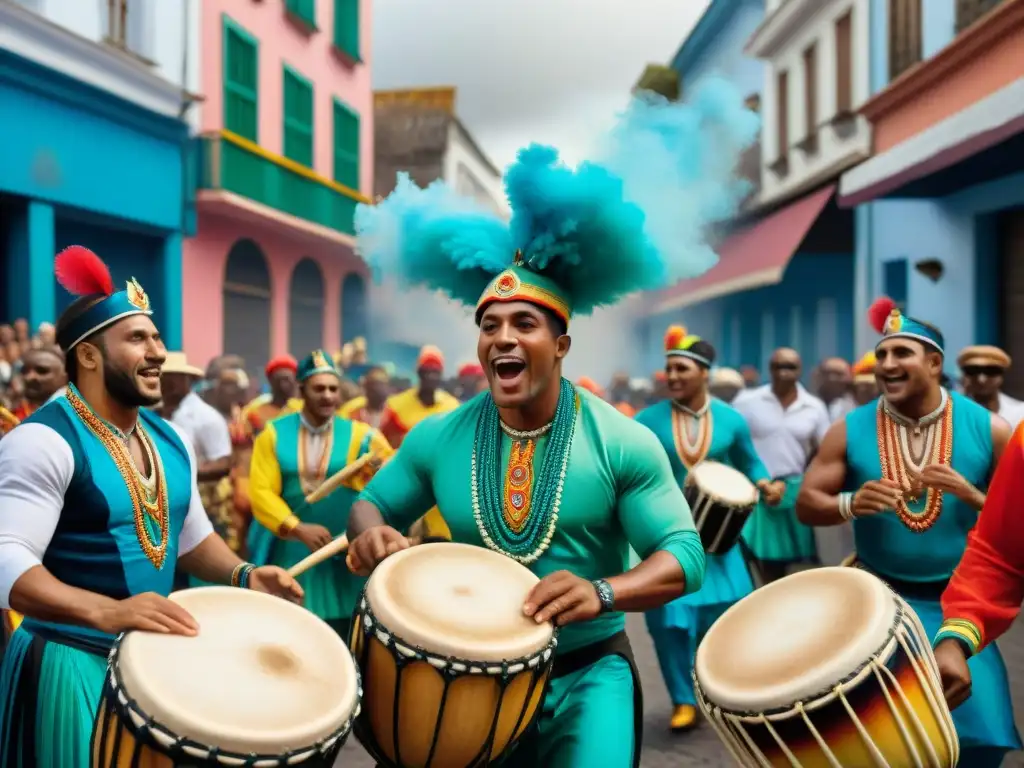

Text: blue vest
xmin=844 ymin=392 xmax=993 ymax=583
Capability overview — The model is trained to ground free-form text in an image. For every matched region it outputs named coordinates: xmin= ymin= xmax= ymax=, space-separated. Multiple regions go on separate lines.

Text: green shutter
xmin=285 ymin=0 xmax=317 ymax=29
xmin=332 ymin=99 xmax=360 ymax=190
xmin=222 ymin=16 xmax=259 ymax=141
xmin=283 ymin=66 xmax=314 ymax=167
xmin=333 ymin=0 xmax=360 ymax=59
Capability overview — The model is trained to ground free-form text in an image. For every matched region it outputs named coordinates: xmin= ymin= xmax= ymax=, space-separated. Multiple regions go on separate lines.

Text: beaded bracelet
xmin=231 ymin=562 xmax=256 ymax=589
xmin=838 ymin=492 xmax=855 ymax=521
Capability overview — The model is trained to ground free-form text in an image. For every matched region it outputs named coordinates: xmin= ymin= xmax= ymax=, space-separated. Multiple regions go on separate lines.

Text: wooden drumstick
xmin=288 ymin=535 xmax=349 ymax=578
xmin=304 ymin=452 xmax=383 ymax=504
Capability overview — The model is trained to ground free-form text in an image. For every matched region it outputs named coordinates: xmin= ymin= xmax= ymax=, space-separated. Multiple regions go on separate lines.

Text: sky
xmin=371 ymin=0 xmax=712 ymax=170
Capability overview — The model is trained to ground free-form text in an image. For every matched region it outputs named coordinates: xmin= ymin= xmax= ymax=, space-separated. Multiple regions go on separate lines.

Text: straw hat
xmin=162 ymin=352 xmax=204 ymax=378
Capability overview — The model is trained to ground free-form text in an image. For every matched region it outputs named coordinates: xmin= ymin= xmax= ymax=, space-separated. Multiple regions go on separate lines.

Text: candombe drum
xmin=683 ymin=461 xmax=759 ymax=554
xmin=694 ymin=567 xmax=959 ymax=768
xmin=351 ymin=542 xmax=557 ymax=768
xmin=92 ymin=587 xmax=360 ymax=767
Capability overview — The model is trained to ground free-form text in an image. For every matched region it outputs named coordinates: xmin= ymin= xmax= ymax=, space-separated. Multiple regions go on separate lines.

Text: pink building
xmin=183 ymin=0 xmax=373 ymax=376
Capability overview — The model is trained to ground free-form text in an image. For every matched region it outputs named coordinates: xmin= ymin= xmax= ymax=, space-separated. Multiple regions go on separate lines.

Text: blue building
xmin=840 ymin=0 xmax=1024 ymax=391
xmin=0 ymin=2 xmax=195 ymax=348
xmin=640 ymin=0 xmax=869 ymax=380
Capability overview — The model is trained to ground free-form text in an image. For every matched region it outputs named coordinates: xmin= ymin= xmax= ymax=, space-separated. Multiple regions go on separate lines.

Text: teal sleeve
xmin=616 ymin=423 xmax=706 ymax=595
xmin=728 ymin=414 xmax=770 ymax=484
xmin=358 ymin=418 xmax=437 ymax=533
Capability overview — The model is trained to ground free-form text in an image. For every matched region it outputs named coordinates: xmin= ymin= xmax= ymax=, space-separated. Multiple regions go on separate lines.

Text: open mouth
xmin=492 ymin=356 xmax=527 ymax=383
xmin=880 ymin=374 xmax=908 ymax=389
xmin=139 ymin=367 xmax=161 ymax=381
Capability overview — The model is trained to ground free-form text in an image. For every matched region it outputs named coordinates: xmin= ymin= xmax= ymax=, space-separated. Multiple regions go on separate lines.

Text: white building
xmin=446 ymin=117 xmax=507 ymax=216
xmin=746 ymin=0 xmax=871 ymax=206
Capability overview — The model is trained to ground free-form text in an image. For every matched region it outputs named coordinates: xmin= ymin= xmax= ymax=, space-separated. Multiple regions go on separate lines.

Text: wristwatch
xmin=592 ymin=579 xmax=615 ymax=614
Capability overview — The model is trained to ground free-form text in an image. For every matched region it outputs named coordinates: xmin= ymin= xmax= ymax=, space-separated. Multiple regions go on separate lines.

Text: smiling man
xmin=0 ymin=246 xmax=303 ymax=767
xmin=796 ymin=297 xmax=1020 ymax=766
xmin=345 ymin=143 xmax=709 ymax=767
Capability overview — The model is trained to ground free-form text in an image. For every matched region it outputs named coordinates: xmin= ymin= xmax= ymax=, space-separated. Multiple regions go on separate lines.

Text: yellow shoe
xmin=670 ymin=704 xmax=698 ymax=731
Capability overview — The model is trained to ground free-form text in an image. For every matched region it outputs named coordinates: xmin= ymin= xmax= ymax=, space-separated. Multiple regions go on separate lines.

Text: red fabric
xmin=380 ymin=408 xmax=408 ymax=448
xmin=265 ymin=355 xmax=298 ymax=378
xmin=458 ymin=363 xmax=484 ymax=378
xmin=941 ymin=420 xmax=1024 ymax=651
xmin=418 ymin=345 xmax=445 ymax=372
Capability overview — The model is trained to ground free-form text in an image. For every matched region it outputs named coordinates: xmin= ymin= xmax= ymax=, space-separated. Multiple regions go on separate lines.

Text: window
xmin=883 ymin=258 xmax=908 ymax=309
xmin=333 ymin=99 xmax=360 ymax=190
xmin=223 ymin=17 xmax=259 ymax=142
xmin=334 ymin=0 xmax=361 ymax=59
xmin=285 ymin=0 xmax=316 ymax=29
xmin=100 ymin=0 xmax=151 ymax=58
xmin=776 ymin=70 xmax=789 ymax=159
xmin=956 ymin=0 xmax=1005 ymax=32
xmin=889 ymin=0 xmax=922 ymax=80
xmin=283 ymin=67 xmax=314 ymax=167
xmin=802 ymin=44 xmax=818 ymax=143
xmin=835 ymin=11 xmax=853 ymax=114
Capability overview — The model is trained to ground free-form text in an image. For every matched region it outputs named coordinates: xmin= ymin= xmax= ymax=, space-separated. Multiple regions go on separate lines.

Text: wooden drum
xmin=91 ymin=587 xmax=360 ymax=767
xmin=684 ymin=461 xmax=759 ymax=554
xmin=694 ymin=567 xmax=959 ymax=768
xmin=351 ymin=542 xmax=557 ymax=768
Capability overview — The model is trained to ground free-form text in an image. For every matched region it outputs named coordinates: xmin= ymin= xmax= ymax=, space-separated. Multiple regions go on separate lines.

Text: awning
xmin=839 ymin=78 xmax=1024 ymax=207
xmin=649 ymin=184 xmax=835 ymax=314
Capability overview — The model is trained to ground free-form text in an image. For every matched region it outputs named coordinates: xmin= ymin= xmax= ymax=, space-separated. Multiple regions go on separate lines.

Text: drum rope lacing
xmin=694 ymin=588 xmax=959 ymax=768
xmin=93 ymin=632 xmax=360 ymax=766
xmin=471 ymin=378 xmax=580 ymax=565
xmin=352 ymin=591 xmax=558 ymax=768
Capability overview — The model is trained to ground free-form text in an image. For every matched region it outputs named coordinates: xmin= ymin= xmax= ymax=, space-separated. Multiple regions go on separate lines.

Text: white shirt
xmin=0 ymin=420 xmax=215 ymax=608
xmin=998 ymin=392 xmax=1024 ymax=430
xmin=734 ymin=384 xmax=831 ymax=477
xmin=169 ymin=392 xmax=232 ymax=464
xmin=828 ymin=394 xmax=856 ymax=423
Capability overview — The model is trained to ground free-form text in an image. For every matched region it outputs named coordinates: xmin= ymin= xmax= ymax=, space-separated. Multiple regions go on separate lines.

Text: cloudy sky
xmin=371 ymin=0 xmax=712 ymax=170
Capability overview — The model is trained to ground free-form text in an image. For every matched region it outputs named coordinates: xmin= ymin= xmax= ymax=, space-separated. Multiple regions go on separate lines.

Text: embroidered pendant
xmin=876 ymin=397 xmax=954 ymax=533
xmin=503 ymin=441 xmax=536 ymax=533
xmin=671 ymin=406 xmax=712 ymax=469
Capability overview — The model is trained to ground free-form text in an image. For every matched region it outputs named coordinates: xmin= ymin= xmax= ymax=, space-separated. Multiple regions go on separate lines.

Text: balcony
xmin=196 ymin=130 xmax=368 ymax=237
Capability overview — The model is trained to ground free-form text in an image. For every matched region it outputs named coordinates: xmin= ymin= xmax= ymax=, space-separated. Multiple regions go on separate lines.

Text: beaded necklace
xmin=671 ymin=398 xmax=712 ymax=469
xmin=472 ymin=377 xmax=579 ymax=565
xmin=66 ymin=384 xmax=169 ymax=568
xmin=876 ymin=391 xmax=953 ymax=533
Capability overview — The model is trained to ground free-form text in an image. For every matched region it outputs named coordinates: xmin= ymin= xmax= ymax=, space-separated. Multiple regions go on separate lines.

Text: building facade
xmin=182 ymin=0 xmax=373 ymax=376
xmin=840 ymin=0 xmax=1024 ymax=389
xmin=0 ymin=0 xmax=198 ymax=348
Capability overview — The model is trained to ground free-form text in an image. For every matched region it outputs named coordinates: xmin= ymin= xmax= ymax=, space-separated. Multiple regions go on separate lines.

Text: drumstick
xmin=304 ymin=452 xmax=383 ymax=504
xmin=288 ymin=535 xmax=349 ymax=578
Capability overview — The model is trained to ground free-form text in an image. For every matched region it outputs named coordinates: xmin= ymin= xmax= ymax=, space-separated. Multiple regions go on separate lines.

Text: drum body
xmin=684 ymin=461 xmax=758 ymax=554
xmin=91 ymin=587 xmax=360 ymax=767
xmin=351 ymin=542 xmax=557 ymax=768
xmin=694 ymin=567 xmax=959 ymax=768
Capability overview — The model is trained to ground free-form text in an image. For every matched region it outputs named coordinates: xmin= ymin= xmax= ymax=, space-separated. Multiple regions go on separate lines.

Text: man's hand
xmin=917 ymin=465 xmax=982 ymax=508
xmin=933 ymin=637 xmax=973 ymax=709
xmin=248 ymin=566 xmax=305 ymax=605
xmin=92 ymin=592 xmax=199 ymax=636
xmin=852 ymin=478 xmax=903 ymax=517
xmin=757 ymin=480 xmax=785 ymax=507
xmin=522 ymin=571 xmax=601 ymax=627
xmin=292 ymin=523 xmax=333 ymax=553
xmin=346 ymin=526 xmax=411 ymax=577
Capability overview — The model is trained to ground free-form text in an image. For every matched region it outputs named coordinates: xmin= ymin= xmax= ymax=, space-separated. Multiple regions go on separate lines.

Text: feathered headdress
xmin=868 ymin=296 xmax=943 ymax=355
xmin=355 ymin=78 xmax=759 ymax=328
xmin=663 ymin=324 xmax=715 ymax=367
xmin=54 ymin=246 xmax=153 ymax=351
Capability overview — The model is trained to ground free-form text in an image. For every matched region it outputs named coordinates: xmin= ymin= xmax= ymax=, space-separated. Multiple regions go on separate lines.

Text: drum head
xmin=365 ymin=542 xmax=554 ymax=663
xmin=118 ymin=587 xmax=358 ymax=755
xmin=695 ymin=567 xmax=897 ymax=712
xmin=690 ymin=461 xmax=757 ymax=505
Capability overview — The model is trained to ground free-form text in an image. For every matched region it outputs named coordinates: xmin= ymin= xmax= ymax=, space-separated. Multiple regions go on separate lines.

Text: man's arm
xmin=795 ymin=420 xmax=850 ymax=527
xmin=247 ymin=424 xmax=300 ymax=536
xmin=936 ymin=421 xmax=1024 ymax=655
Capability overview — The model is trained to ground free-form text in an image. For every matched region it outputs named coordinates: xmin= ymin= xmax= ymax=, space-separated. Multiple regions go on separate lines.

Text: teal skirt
xmin=0 ymin=624 xmax=108 ymax=768
xmin=741 ymin=475 xmax=817 ymax=563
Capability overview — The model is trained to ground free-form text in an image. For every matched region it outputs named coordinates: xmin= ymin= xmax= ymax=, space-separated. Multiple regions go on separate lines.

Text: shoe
xmin=670 ymin=704 xmax=698 ymax=731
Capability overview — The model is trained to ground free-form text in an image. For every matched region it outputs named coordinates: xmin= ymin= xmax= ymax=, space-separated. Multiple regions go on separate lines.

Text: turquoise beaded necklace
xmin=471 ymin=377 xmax=578 ymax=565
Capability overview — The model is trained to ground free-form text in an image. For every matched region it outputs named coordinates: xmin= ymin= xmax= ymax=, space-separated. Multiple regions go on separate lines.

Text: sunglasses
xmin=770 ymin=362 xmax=799 ymax=372
xmin=962 ymin=366 xmax=1004 ymax=378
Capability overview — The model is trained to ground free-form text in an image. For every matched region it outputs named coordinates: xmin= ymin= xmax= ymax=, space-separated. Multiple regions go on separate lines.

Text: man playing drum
xmin=635 ymin=326 xmax=780 ymax=732
xmin=796 ymin=297 xmax=1021 ymax=767
xmin=248 ymin=349 xmax=392 ymax=638
xmin=345 ymin=141 xmax=719 ymax=767
xmin=0 ymin=246 xmax=304 ymax=768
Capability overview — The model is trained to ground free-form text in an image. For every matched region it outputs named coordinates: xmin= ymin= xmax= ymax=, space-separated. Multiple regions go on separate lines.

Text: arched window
xmin=288 ymin=258 xmax=324 ymax=356
xmin=340 ymin=272 xmax=368 ymax=344
xmin=223 ymin=239 xmax=271 ymax=380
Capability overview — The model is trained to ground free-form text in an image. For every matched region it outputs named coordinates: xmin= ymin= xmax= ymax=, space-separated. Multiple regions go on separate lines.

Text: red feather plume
xmin=54 ymin=246 xmax=115 ymax=297
xmin=664 ymin=324 xmax=687 ymax=351
xmin=868 ymin=296 xmax=896 ymax=335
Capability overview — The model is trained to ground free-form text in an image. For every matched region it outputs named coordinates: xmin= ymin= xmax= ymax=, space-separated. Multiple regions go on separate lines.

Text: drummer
xmin=635 ymin=326 xmax=781 ymax=733
xmin=0 ymin=246 xmax=303 ymax=765
xmin=796 ymin=297 xmax=1020 ymax=766
xmin=346 ymin=145 xmax=709 ymax=767
xmin=248 ymin=350 xmax=392 ymax=638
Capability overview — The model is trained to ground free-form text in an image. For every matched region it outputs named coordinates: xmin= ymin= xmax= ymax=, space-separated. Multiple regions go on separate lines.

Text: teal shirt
xmin=844 ymin=392 xmax=994 ymax=582
xmin=635 ymin=398 xmax=770 ymax=490
xmin=359 ymin=388 xmax=706 ymax=653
